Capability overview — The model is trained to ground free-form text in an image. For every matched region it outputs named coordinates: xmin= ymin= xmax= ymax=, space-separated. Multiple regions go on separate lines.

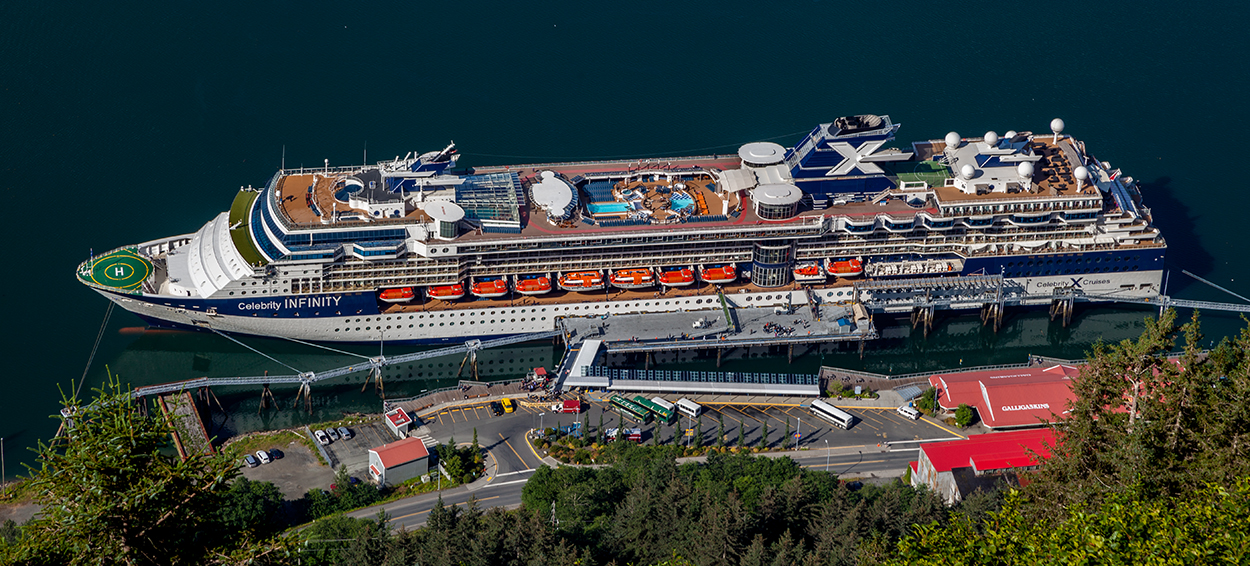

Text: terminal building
xmin=909 ymin=429 xmax=1056 ymax=505
xmin=928 ymin=364 xmax=1081 ymax=429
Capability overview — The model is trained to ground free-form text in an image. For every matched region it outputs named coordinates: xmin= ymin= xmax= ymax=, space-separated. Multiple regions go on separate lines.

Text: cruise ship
xmin=77 ymin=116 xmax=1164 ymax=344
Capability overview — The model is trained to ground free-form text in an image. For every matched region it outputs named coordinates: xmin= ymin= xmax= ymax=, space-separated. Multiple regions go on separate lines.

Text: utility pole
xmin=825 ymin=439 xmax=830 ymax=471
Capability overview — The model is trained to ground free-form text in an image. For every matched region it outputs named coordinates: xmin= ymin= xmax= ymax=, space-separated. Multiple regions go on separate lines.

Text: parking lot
xmin=320 ymin=421 xmax=411 ymax=477
xmin=573 ymin=396 xmax=959 ymax=449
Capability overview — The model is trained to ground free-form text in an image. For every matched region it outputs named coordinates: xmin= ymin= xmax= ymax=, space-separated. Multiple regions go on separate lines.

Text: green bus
xmin=634 ymin=395 xmax=677 ymax=425
xmin=610 ymin=396 xmax=653 ymax=424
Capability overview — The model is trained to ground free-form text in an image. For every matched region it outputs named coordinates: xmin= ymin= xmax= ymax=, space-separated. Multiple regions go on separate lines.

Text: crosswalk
xmin=411 ymin=426 xmax=440 ymax=448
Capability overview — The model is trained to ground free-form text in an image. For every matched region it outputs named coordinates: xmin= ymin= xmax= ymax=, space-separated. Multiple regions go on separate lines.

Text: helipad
xmin=84 ymin=248 xmax=151 ymax=290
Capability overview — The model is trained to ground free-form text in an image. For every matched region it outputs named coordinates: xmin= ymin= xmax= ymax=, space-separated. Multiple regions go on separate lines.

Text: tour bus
xmin=675 ymin=398 xmax=702 ymax=418
xmin=810 ymin=399 xmax=855 ymax=430
xmin=610 ymin=396 xmax=653 ymax=424
xmin=635 ymin=395 xmax=677 ymax=425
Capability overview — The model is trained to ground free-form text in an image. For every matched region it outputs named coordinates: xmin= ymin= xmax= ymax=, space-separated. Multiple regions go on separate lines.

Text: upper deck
xmin=254 ymin=118 xmax=1145 ymax=257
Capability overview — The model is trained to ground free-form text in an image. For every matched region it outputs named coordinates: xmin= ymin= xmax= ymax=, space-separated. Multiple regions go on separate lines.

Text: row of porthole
xmin=1008 ymin=255 xmax=1140 ymax=267
xmin=334 ymin=317 xmax=547 ymax=332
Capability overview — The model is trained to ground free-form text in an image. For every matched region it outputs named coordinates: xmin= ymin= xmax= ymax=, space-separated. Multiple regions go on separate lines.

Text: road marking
xmin=392 ymin=495 xmax=500 ymax=521
xmin=920 ymin=417 xmax=966 ymax=439
xmin=729 ymin=405 xmax=761 ymax=423
xmin=494 ymin=469 xmax=536 ymax=477
xmin=803 ymin=458 xmax=886 ymax=471
xmin=498 ymin=434 xmax=530 ymax=467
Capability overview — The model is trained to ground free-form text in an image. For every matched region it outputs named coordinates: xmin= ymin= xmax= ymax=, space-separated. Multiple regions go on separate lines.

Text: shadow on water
xmin=96 ymin=330 xmax=560 ymax=441
xmin=1141 ymin=176 xmax=1214 ymax=295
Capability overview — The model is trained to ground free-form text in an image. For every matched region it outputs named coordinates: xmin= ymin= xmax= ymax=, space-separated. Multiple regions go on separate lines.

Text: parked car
xmin=337 ymin=426 xmax=353 ymax=440
xmin=327 ymin=428 xmax=340 ymax=441
xmin=256 ymin=450 xmax=271 ymax=465
xmin=268 ymin=448 xmax=284 ymax=460
xmin=489 ymin=401 xmax=504 ymax=416
xmin=243 ymin=454 xmax=259 ymax=468
xmin=314 ymin=429 xmax=331 ymax=445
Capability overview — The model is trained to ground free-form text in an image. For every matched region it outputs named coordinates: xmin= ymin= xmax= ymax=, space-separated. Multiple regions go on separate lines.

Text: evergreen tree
xmin=783 ymin=417 xmax=792 ymax=450
xmin=4 ymin=377 xmax=289 ymax=565
xmin=597 ymin=410 xmax=604 ymax=444
xmin=694 ymin=418 xmax=703 ymax=449
xmin=717 ymin=413 xmax=726 ymax=447
xmin=759 ymin=420 xmax=769 ymax=449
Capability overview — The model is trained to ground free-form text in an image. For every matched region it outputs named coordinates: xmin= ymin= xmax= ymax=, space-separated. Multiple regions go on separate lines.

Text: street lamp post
xmin=825 ymin=439 xmax=830 ymax=471
xmin=540 ymin=413 xmax=545 ymax=434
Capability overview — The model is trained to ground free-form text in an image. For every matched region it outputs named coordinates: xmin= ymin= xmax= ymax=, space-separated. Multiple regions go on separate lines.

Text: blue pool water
xmin=671 ymin=194 xmax=694 ymax=210
xmin=588 ymin=202 xmax=631 ymax=214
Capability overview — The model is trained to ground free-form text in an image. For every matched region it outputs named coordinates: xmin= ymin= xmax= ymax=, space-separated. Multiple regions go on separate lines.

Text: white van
xmin=896 ymin=405 xmax=921 ymax=420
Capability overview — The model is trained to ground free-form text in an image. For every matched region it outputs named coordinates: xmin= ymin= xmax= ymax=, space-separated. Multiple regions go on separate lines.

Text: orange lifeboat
xmin=609 ymin=268 xmax=655 ymax=290
xmin=698 ymin=263 xmax=736 ymax=284
xmin=470 ymin=276 xmax=508 ymax=299
xmin=378 ymin=287 xmax=415 ymax=303
xmin=792 ymin=261 xmax=825 ymax=282
xmin=558 ymin=271 xmax=605 ymax=292
xmin=426 ymin=283 xmax=466 ymax=301
xmin=513 ymin=274 xmax=552 ymax=295
xmin=824 ymin=257 xmax=864 ymax=278
xmin=657 ymin=266 xmax=695 ymax=287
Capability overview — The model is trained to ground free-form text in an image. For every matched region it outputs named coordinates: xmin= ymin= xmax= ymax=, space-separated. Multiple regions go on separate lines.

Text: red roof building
xmin=929 ymin=364 xmax=1080 ymax=429
xmin=384 ymin=407 xmax=414 ymax=439
xmin=909 ymin=429 xmax=1056 ymax=504
xmin=368 ymin=436 xmax=430 ymax=487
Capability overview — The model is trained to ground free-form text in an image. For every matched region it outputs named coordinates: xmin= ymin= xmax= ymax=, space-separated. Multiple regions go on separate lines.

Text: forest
xmin=1 ymin=309 xmax=1248 ymax=565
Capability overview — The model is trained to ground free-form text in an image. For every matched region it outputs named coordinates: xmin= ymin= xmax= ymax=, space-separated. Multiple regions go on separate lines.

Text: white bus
xmin=650 ymin=397 xmax=676 ymax=413
xmin=675 ymin=398 xmax=702 ymax=418
xmin=810 ymin=399 xmax=855 ymax=430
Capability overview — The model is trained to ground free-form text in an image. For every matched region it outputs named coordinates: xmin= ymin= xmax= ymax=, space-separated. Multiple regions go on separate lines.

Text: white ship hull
xmin=96 ymin=269 xmax=1163 ymax=344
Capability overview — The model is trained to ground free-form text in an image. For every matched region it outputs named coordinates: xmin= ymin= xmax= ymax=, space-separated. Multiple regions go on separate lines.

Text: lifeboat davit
xmin=470 ymin=276 xmax=509 ymax=299
xmin=426 ymin=283 xmax=466 ymax=301
xmin=698 ymin=263 xmax=736 ymax=284
xmin=657 ymin=266 xmax=695 ymax=287
xmin=609 ymin=268 xmax=655 ymax=290
xmin=792 ymin=261 xmax=826 ymax=283
xmin=378 ymin=287 xmax=415 ymax=303
xmin=513 ymin=273 xmax=552 ymax=295
xmin=824 ymin=257 xmax=864 ymax=278
xmin=558 ymin=271 xmax=605 ymax=292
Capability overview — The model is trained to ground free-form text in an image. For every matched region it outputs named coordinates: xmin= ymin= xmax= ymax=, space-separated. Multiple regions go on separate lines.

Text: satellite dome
xmin=984 ymin=131 xmax=999 ymax=146
xmin=1073 ymin=166 xmax=1089 ymax=181
xmin=960 ymin=164 xmax=976 ymax=180
xmin=1050 ymin=118 xmax=1065 ymax=135
xmin=945 ymin=132 xmax=961 ymax=148
xmin=1005 ymin=130 xmax=1018 ymax=139
xmin=1017 ymin=162 xmax=1034 ymax=178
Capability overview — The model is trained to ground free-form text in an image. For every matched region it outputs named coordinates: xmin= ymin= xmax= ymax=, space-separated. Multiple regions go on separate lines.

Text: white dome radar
xmin=1017 ymin=161 xmax=1034 ymax=178
xmin=1005 ymin=130 xmax=1018 ymax=139
xmin=960 ymin=164 xmax=976 ymax=180
xmin=984 ymin=131 xmax=999 ymax=146
xmin=1073 ymin=165 xmax=1089 ymax=192
xmin=945 ymin=132 xmax=962 ymax=148
xmin=1050 ymin=118 xmax=1065 ymax=140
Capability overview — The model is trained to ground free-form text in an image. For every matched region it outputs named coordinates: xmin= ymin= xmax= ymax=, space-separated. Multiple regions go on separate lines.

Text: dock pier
xmin=157 ymin=392 xmax=213 ymax=460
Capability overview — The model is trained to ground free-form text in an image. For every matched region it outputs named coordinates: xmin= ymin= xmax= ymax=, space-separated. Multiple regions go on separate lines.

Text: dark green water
xmin=3 ymin=1 xmax=1248 ymax=477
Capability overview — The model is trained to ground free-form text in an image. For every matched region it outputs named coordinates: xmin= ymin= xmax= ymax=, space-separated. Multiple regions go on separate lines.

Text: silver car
xmin=326 ymin=428 xmax=340 ymax=441
xmin=314 ymin=429 xmax=331 ymax=445
xmin=337 ymin=426 xmax=353 ymax=440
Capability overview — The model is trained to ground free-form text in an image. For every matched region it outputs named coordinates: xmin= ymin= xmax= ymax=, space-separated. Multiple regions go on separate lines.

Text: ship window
xmin=230 ymin=292 xmax=234 ymax=295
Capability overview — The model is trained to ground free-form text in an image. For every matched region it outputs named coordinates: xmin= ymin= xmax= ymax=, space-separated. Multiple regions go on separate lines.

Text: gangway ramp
xmin=129 ymin=331 xmax=560 ymax=398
